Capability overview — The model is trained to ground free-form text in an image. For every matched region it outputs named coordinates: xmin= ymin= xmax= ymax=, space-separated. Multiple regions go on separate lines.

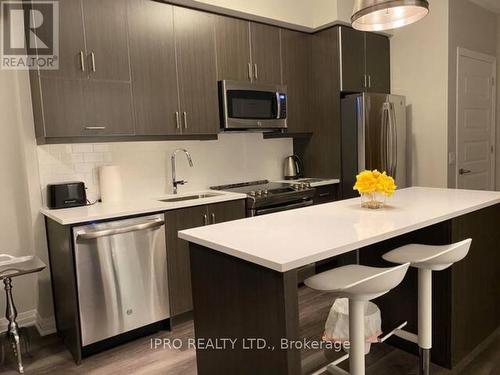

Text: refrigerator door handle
xmin=381 ymin=103 xmax=390 ymax=174
xmin=388 ymin=103 xmax=398 ymax=178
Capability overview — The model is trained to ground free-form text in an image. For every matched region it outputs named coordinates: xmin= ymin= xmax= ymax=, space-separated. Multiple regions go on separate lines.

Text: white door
xmin=456 ymin=48 xmax=496 ymax=190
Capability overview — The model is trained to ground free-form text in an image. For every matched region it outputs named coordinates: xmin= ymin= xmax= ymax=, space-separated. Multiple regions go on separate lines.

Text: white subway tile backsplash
xmin=49 ymin=144 xmax=72 ymax=154
xmin=83 ymin=153 xmax=103 ymax=163
xmin=61 ymin=153 xmax=84 ymax=163
xmin=93 ymin=144 xmax=110 ymax=152
xmin=38 ymin=150 xmax=60 ymax=165
xmin=73 ymin=163 xmax=94 ymax=173
xmin=37 ymin=134 xmax=293 ymax=204
xmin=72 ymin=144 xmax=93 ymax=153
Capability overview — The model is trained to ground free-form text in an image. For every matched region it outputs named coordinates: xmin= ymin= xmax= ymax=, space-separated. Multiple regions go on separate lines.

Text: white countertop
xmin=179 ymin=187 xmax=500 ymax=272
xmin=40 ymin=191 xmax=247 ymax=225
xmin=274 ymin=178 xmax=340 ymax=187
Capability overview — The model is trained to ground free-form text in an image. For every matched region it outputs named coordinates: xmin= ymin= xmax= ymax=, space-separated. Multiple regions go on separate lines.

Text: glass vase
xmin=361 ymin=192 xmax=386 ymax=209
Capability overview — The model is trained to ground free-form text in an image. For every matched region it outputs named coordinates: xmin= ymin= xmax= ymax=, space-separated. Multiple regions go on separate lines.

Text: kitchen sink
xmin=158 ymin=192 xmax=222 ymax=203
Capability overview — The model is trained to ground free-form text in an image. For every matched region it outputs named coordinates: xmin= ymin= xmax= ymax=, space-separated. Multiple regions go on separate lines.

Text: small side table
xmin=0 ymin=254 xmax=46 ymax=374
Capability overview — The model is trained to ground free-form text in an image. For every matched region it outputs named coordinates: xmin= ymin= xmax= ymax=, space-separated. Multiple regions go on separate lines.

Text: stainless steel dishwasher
xmin=73 ymin=214 xmax=169 ymax=346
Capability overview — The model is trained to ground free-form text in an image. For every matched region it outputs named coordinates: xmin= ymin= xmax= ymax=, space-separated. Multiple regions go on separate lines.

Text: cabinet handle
xmin=368 ymin=75 xmax=372 ymax=88
xmin=90 ymin=52 xmax=96 ymax=72
xmin=247 ymin=63 xmax=252 ymax=81
xmin=364 ymin=74 xmax=367 ymax=88
xmin=79 ymin=51 xmax=85 ymax=72
xmin=203 ymin=214 xmax=208 ymax=226
xmin=183 ymin=111 xmax=188 ymax=129
xmin=211 ymin=213 xmax=216 ymax=224
xmin=85 ymin=126 xmax=106 ymax=130
xmin=253 ymin=64 xmax=258 ymax=80
xmin=175 ymin=111 xmax=180 ymax=129
xmin=319 ymin=192 xmax=331 ymax=197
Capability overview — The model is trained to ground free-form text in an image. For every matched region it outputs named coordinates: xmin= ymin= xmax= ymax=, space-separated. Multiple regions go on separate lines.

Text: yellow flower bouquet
xmin=353 ymin=170 xmax=397 ymax=209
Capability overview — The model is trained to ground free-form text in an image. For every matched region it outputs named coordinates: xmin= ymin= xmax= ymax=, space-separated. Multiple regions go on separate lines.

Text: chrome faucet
xmin=171 ymin=148 xmax=194 ymax=194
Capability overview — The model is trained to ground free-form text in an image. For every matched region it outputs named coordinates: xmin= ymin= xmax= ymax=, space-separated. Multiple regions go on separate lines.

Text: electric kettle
xmin=283 ymin=155 xmax=302 ymax=180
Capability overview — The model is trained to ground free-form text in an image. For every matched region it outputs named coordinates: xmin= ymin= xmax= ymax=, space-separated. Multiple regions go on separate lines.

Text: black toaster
xmin=47 ymin=182 xmax=87 ymax=209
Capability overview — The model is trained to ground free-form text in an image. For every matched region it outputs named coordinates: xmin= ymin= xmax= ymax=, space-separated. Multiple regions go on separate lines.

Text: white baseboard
xmin=0 ymin=310 xmax=56 ymax=336
xmin=35 ymin=312 xmax=56 ymax=336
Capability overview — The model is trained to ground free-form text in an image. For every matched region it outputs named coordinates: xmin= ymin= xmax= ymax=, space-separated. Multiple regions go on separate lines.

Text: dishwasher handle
xmin=76 ymin=219 xmax=165 ymax=241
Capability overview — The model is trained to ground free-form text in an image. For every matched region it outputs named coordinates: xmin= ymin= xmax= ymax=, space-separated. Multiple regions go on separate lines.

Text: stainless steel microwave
xmin=219 ymin=80 xmax=287 ymax=130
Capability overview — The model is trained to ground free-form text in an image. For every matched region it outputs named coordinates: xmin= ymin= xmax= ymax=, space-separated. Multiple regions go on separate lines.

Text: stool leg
xmin=4 ymin=277 xmax=24 ymax=374
xmin=418 ymin=269 xmax=432 ymax=375
xmin=349 ymin=299 xmax=365 ymax=375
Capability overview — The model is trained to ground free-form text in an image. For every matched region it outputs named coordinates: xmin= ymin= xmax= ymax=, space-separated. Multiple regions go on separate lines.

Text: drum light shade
xmin=351 ymin=0 xmax=429 ymax=31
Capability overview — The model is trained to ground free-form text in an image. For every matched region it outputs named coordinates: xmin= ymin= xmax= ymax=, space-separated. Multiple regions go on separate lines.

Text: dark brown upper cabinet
xmin=215 ymin=18 xmax=282 ymax=84
xmin=82 ymin=81 xmax=135 ymax=136
xmin=250 ymin=23 xmax=282 ymax=84
xmin=338 ymin=26 xmax=390 ymax=94
xmin=31 ymin=0 xmax=134 ymax=139
xmin=365 ymin=32 xmax=391 ymax=93
xmin=38 ymin=0 xmax=86 ymax=80
xmin=281 ymin=30 xmax=312 ymax=133
xmin=128 ymin=0 xmax=180 ymax=135
xmin=38 ymin=78 xmax=86 ymax=137
xmin=215 ymin=16 xmax=252 ymax=82
xmin=338 ymin=26 xmax=365 ymax=93
xmin=174 ymin=7 xmax=219 ymax=135
xmin=82 ymin=0 xmax=131 ymax=82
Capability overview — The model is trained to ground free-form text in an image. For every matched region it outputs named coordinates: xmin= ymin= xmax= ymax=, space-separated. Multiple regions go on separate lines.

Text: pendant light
xmin=351 ymin=0 xmax=429 ymax=31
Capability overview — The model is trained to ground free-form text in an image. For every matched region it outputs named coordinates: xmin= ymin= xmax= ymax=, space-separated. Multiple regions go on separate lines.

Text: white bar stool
xmin=382 ymin=239 xmax=472 ymax=375
xmin=305 ymin=263 xmax=410 ymax=375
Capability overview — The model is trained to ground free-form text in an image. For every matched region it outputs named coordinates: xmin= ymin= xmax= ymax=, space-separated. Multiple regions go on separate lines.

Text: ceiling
xmin=469 ymin=0 xmax=500 ymax=14
xmin=167 ymin=0 xmax=354 ymax=32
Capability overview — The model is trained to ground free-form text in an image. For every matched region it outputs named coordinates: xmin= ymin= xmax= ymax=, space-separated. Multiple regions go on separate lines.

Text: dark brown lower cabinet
xmin=165 ymin=199 xmax=245 ymax=316
xmin=312 ymin=184 xmax=339 ymax=205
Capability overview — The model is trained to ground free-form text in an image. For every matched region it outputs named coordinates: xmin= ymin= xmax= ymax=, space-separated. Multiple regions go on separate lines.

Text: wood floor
xmin=1 ymin=287 xmax=498 ymax=374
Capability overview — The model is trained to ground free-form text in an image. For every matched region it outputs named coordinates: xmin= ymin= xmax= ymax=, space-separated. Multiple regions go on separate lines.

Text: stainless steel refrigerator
xmin=341 ymin=93 xmax=407 ymax=199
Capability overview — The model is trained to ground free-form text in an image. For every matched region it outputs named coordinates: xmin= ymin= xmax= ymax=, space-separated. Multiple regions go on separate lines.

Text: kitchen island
xmin=178 ymin=187 xmax=500 ymax=374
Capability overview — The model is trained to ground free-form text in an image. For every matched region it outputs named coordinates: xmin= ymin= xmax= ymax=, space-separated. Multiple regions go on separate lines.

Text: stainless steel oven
xmin=219 ymin=80 xmax=287 ymax=129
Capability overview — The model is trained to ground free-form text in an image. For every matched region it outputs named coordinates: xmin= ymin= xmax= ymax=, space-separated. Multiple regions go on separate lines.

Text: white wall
xmin=38 ymin=134 xmax=293 ymax=203
xmin=391 ymin=0 xmax=450 ymax=187
xmin=447 ymin=0 xmax=497 ymax=188
xmin=0 ymin=70 xmax=38 ymax=322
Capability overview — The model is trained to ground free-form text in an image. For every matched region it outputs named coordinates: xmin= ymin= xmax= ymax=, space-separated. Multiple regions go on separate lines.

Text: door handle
xmin=175 ymin=111 xmax=180 ymax=129
xmin=90 ymin=52 xmax=96 ymax=72
xmin=459 ymin=168 xmax=472 ymax=175
xmin=203 ymin=214 xmax=208 ymax=226
xmin=85 ymin=126 xmax=106 ymax=130
xmin=183 ymin=112 xmax=188 ymax=129
xmin=76 ymin=219 xmax=164 ymax=241
xmin=253 ymin=64 xmax=258 ymax=80
xmin=368 ymin=75 xmax=372 ymax=88
xmin=388 ymin=103 xmax=397 ymax=177
xmin=210 ymin=213 xmax=216 ymax=224
xmin=248 ymin=63 xmax=252 ymax=81
xmin=381 ymin=103 xmax=389 ymax=173
xmin=79 ymin=51 xmax=85 ymax=72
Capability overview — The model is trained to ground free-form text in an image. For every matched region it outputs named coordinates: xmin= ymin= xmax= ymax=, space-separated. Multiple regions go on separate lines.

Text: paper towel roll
xmin=99 ymin=165 xmax=123 ymax=203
